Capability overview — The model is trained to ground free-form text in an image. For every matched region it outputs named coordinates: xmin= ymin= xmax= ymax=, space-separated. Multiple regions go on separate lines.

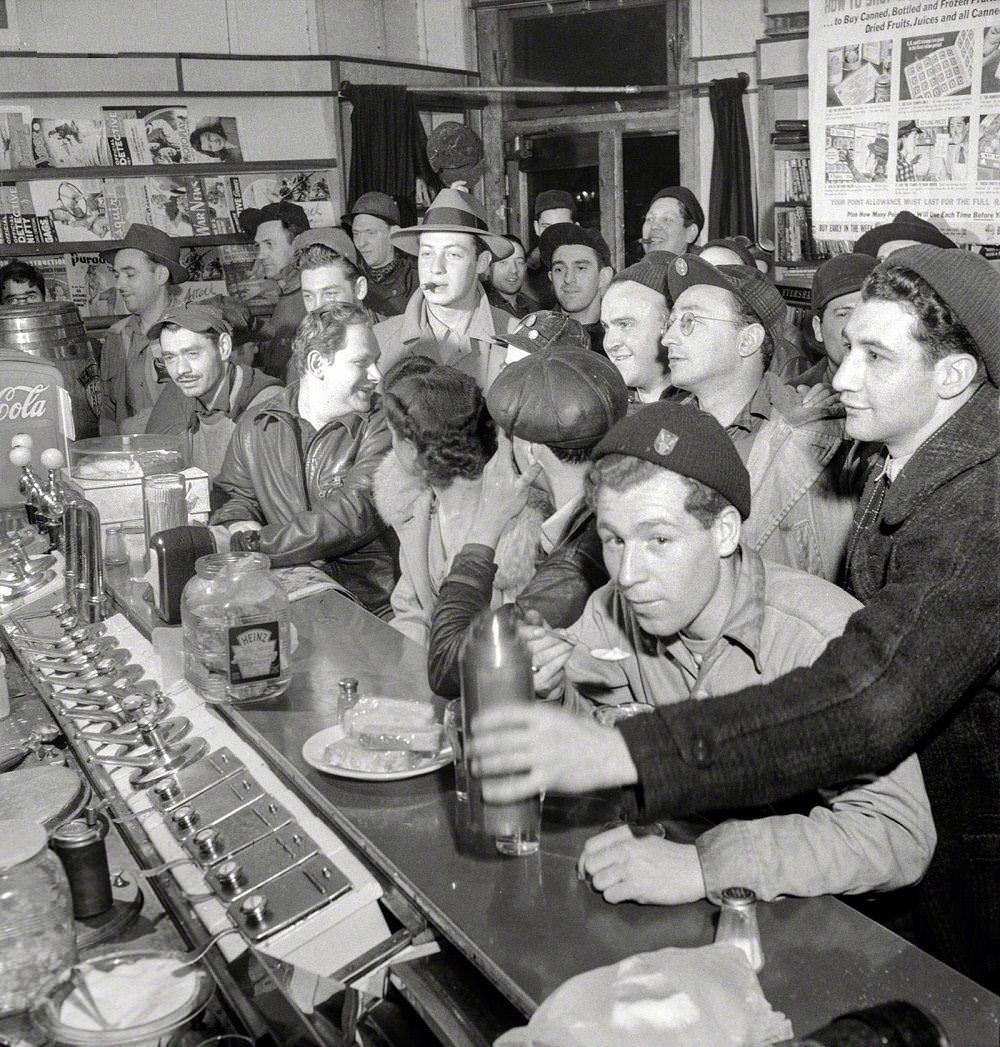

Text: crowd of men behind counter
xmin=0 ymin=182 xmax=996 ymax=995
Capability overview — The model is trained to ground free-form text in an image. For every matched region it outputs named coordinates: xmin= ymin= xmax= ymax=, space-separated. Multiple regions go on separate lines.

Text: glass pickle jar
xmin=0 ymin=819 xmax=77 ymax=1016
xmin=181 ymin=552 xmax=291 ymax=705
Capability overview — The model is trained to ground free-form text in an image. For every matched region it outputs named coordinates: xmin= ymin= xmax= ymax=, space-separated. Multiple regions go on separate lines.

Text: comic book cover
xmin=29 ymin=178 xmax=111 ymax=242
xmin=67 ymin=252 xmax=121 ymax=317
xmin=219 ymin=243 xmax=275 ymax=303
xmin=33 ymin=255 xmax=72 ymax=304
xmin=178 ymin=245 xmax=227 ymax=305
xmin=232 ymin=169 xmax=335 ymax=228
xmin=31 ymin=118 xmax=109 ymax=167
xmin=187 ymin=115 xmax=243 ymax=163
xmin=102 ymin=106 xmax=193 ymax=166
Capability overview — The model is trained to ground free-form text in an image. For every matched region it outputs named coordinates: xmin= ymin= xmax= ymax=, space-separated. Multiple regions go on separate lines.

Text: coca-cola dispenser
xmin=0 ymin=348 xmax=73 ymax=510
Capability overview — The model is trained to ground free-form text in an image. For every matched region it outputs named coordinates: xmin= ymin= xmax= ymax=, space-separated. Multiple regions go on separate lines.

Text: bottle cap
xmin=51 ymin=817 xmax=105 ymax=848
xmin=720 ymin=886 xmax=757 ymax=906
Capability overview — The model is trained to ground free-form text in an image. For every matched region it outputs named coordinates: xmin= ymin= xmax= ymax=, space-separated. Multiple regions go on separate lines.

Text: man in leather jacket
xmin=212 ymin=303 xmax=396 ymax=617
xmin=427 ymin=347 xmax=628 ymax=695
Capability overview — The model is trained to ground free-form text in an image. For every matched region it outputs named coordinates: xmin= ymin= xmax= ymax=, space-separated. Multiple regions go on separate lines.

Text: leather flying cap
xmin=501 ymin=310 xmax=592 ymax=355
xmin=391 ymin=187 xmax=513 ymax=259
xmin=486 ymin=349 xmax=628 ymax=449
xmin=538 ymin=222 xmax=612 ymax=270
xmin=292 ymin=226 xmax=358 ymax=267
xmin=650 ymin=187 xmax=705 ymax=237
xmin=347 ymin=191 xmax=401 ymax=227
xmin=105 ymin=223 xmax=186 ymax=284
xmin=592 ymin=400 xmax=751 ymax=520
xmin=854 ymin=210 xmax=957 ymax=257
xmin=610 ymin=250 xmax=677 ymax=302
xmin=667 ymin=255 xmax=786 ymax=349
xmin=426 ymin=122 xmax=485 ymax=185
xmin=148 ymin=299 xmax=232 ymax=340
xmin=882 ymin=245 xmax=1000 ymax=386
xmin=533 ymin=189 xmax=576 ymax=220
xmin=811 ymin=253 xmax=878 ymax=317
xmin=238 ymin=200 xmax=309 ymax=241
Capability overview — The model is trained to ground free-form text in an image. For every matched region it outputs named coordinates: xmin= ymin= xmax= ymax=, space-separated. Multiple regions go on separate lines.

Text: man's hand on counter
xmin=468 ymin=704 xmax=639 ymax=800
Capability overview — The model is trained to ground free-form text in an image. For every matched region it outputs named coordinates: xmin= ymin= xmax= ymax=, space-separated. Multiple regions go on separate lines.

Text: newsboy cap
xmin=238 ymin=200 xmax=309 ymax=241
xmin=486 ymin=349 xmax=628 ymax=450
xmin=592 ymin=400 xmax=751 ymax=519
xmin=501 ymin=310 xmax=592 ymax=355
xmin=610 ymin=250 xmax=677 ymax=302
xmin=882 ymin=245 xmax=1000 ymax=386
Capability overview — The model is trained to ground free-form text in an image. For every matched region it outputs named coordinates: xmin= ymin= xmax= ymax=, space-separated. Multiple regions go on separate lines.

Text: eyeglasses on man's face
xmin=663 ymin=309 xmax=745 ymax=338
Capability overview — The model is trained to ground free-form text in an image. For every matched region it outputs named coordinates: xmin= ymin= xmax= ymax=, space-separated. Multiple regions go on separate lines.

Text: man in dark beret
xmin=539 ymin=223 xmax=614 ymax=354
xmin=427 ymin=347 xmax=628 ymax=696
xmin=641 ymin=186 xmax=704 ymax=256
xmin=524 ymin=188 xmax=578 ymax=309
xmin=238 ymin=200 xmax=310 ymax=381
xmin=470 ymin=246 xmax=1000 ymax=992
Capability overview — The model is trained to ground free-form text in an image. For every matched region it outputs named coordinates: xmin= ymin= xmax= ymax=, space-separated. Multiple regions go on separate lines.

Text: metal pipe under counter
xmin=101 ymin=567 xmax=1000 ymax=1047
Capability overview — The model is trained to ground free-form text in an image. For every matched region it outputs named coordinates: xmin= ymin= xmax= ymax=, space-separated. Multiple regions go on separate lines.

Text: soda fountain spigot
xmin=39 ymin=448 xmax=66 ymax=550
xmin=9 ymin=444 xmax=44 ymax=530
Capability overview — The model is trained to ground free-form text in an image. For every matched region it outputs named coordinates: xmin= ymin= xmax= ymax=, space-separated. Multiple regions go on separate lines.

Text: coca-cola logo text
xmin=0 ymin=384 xmax=49 ymax=421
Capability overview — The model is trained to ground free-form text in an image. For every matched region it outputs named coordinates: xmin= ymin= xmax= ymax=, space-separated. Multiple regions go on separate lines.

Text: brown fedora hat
xmin=391 ymin=188 xmax=513 ymax=259
xmin=103 ymin=223 xmax=187 ymax=284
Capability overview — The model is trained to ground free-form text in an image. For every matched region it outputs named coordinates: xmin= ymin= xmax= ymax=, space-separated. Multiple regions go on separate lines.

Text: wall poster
xmin=809 ymin=0 xmax=1000 ymax=249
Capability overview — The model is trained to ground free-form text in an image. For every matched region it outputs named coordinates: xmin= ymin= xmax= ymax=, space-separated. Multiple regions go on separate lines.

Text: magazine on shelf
xmin=230 ymin=169 xmax=335 ymax=228
xmin=29 ymin=178 xmax=112 ymax=242
xmin=0 ymin=107 xmax=32 ymax=170
xmin=145 ymin=175 xmax=211 ymax=237
xmin=219 ymin=242 xmax=275 ymax=303
xmin=200 ymin=175 xmax=236 ymax=234
xmin=0 ymin=182 xmax=39 ymax=244
xmin=102 ymin=106 xmax=193 ymax=165
xmin=32 ymin=255 xmax=72 ymax=303
xmin=67 ymin=252 xmax=121 ymax=317
xmin=31 ymin=118 xmax=110 ymax=167
xmin=177 ymin=245 xmax=227 ymax=305
xmin=187 ymin=114 xmax=243 ymax=163
xmin=104 ymin=176 xmax=153 ymax=239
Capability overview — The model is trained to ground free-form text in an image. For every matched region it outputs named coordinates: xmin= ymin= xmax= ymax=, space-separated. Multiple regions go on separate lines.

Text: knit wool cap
xmin=502 ymin=310 xmax=592 ymax=355
xmin=882 ymin=245 xmax=1000 ymax=386
xmin=667 ymin=254 xmax=786 ymax=349
xmin=292 ymin=226 xmax=358 ymax=267
xmin=811 ymin=253 xmax=878 ymax=317
xmin=486 ymin=349 xmax=628 ymax=450
xmin=650 ymin=187 xmax=705 ymax=237
xmin=854 ymin=210 xmax=957 ymax=257
xmin=538 ymin=222 xmax=612 ymax=270
xmin=592 ymin=400 xmax=751 ymax=519
xmin=533 ymin=189 xmax=577 ymax=219
xmin=347 ymin=191 xmax=401 ymax=226
xmin=609 ymin=250 xmax=677 ymax=303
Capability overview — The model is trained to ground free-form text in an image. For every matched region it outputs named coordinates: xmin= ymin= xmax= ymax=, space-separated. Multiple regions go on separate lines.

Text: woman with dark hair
xmin=374 ymin=355 xmax=548 ymax=644
xmin=189 ymin=118 xmax=242 ymax=162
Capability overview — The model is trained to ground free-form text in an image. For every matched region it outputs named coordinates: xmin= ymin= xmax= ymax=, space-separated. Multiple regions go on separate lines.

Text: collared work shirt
xmin=562 ymin=548 xmax=934 ymax=904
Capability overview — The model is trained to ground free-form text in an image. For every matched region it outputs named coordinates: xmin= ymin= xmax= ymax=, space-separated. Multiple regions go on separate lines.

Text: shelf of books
xmin=1 ymin=104 xmax=338 ymax=319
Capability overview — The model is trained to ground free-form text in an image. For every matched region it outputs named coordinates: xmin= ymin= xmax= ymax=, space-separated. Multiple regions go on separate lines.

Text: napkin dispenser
xmin=149 ymin=525 xmax=216 ymax=624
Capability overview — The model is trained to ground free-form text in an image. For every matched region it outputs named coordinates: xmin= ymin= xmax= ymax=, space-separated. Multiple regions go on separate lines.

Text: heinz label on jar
xmin=227 ymin=620 xmax=282 ymax=684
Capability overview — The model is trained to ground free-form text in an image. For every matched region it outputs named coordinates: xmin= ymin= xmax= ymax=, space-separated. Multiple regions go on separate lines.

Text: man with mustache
xmin=212 ymin=303 xmax=396 ymax=617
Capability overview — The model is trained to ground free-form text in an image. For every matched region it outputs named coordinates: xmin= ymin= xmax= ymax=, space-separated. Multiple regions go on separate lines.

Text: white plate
xmin=302 ymin=724 xmax=453 ymax=782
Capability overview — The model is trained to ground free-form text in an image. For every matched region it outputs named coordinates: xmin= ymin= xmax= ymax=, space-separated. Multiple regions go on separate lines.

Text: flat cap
xmin=502 ymin=310 xmax=592 ymax=356
xmin=593 ymin=400 xmax=751 ymax=519
xmin=854 ymin=210 xmax=957 ymax=257
xmin=533 ymin=189 xmax=576 ymax=219
xmin=668 ymin=255 xmax=786 ymax=349
xmin=538 ymin=222 xmax=612 ymax=270
xmin=347 ymin=191 xmax=400 ymax=226
xmin=650 ymin=187 xmax=705 ymax=236
xmin=884 ymin=245 xmax=1000 ymax=386
xmin=292 ymin=226 xmax=358 ymax=267
xmin=238 ymin=200 xmax=309 ymax=241
xmin=811 ymin=253 xmax=878 ymax=317
xmin=486 ymin=349 xmax=628 ymax=450
xmin=148 ymin=298 xmax=232 ymax=340
xmin=610 ymin=250 xmax=677 ymax=302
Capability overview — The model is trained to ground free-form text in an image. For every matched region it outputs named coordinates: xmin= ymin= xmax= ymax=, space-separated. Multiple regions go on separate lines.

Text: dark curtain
xmin=708 ymin=73 xmax=754 ymax=241
xmin=342 ymin=83 xmax=437 ymax=227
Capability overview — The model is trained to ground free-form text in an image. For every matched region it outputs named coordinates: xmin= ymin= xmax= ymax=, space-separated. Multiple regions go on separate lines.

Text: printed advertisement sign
xmin=809 ymin=0 xmax=1000 ymax=247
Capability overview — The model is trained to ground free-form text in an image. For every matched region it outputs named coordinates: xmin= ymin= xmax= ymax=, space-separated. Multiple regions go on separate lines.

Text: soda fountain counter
xmin=2 ymin=543 xmax=999 ymax=1045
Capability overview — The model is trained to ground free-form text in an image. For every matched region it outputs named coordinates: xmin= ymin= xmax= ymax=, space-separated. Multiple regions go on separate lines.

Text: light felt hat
xmin=391 ymin=188 xmax=513 ymax=259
